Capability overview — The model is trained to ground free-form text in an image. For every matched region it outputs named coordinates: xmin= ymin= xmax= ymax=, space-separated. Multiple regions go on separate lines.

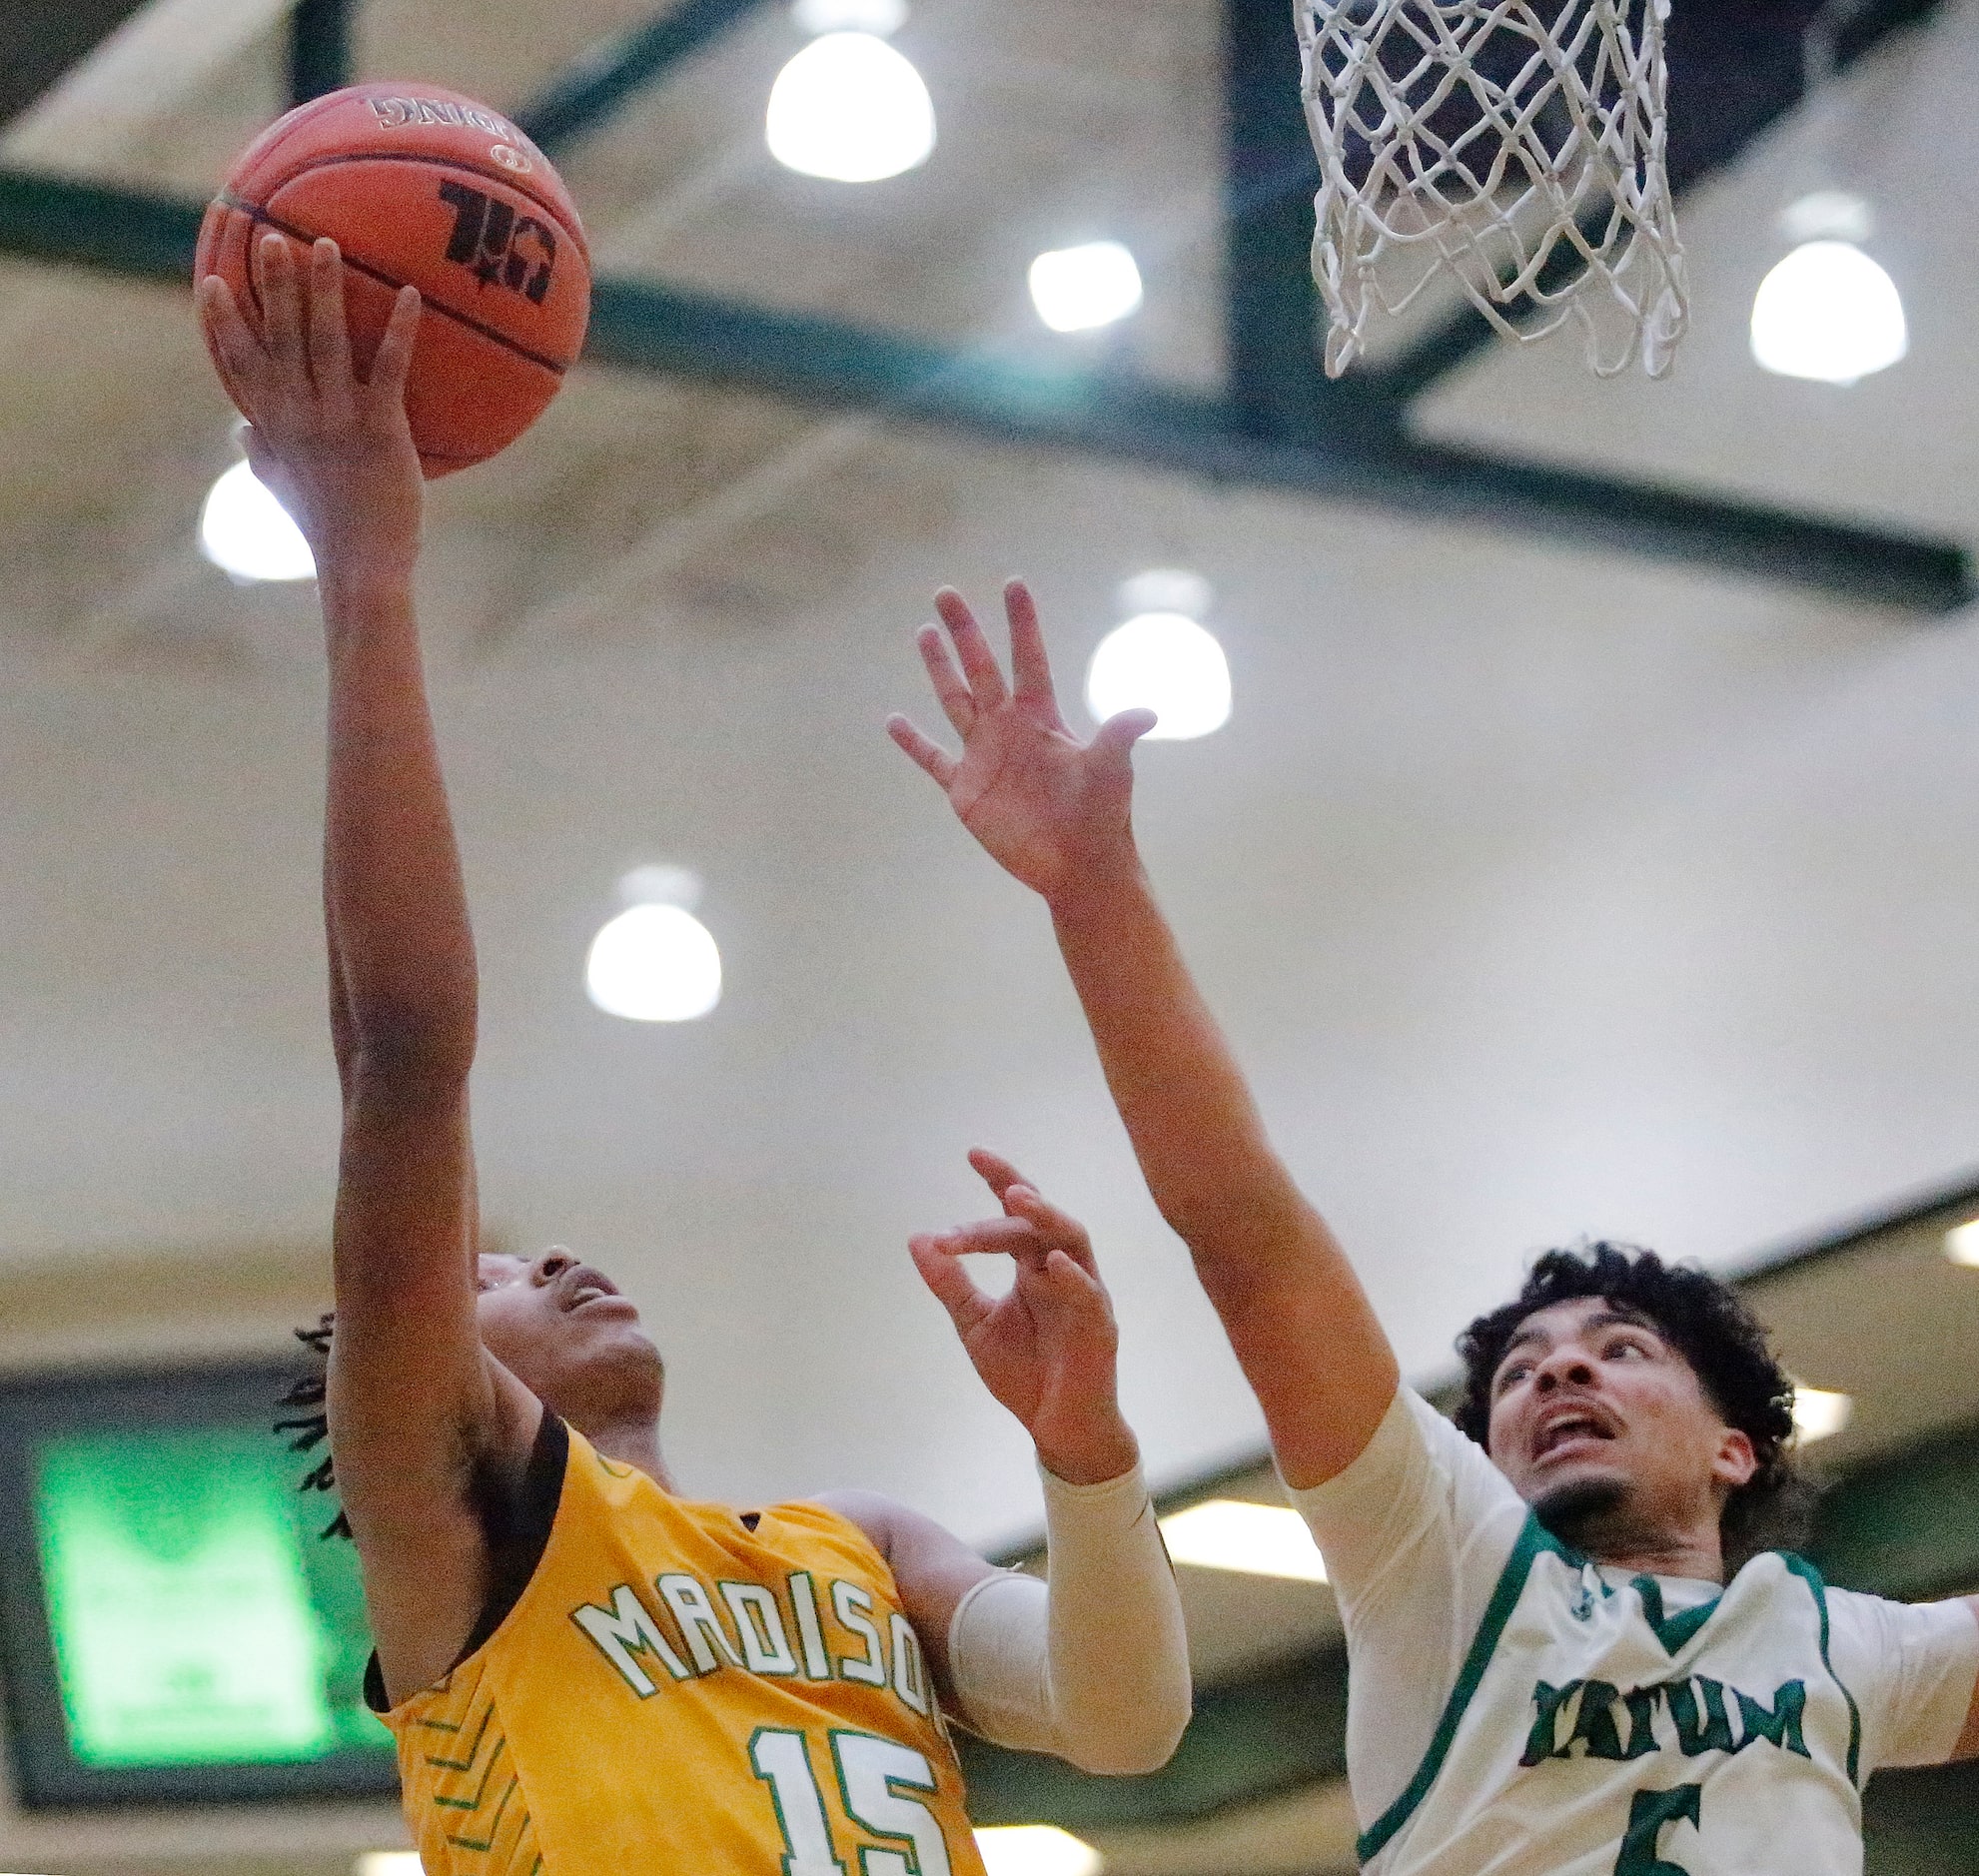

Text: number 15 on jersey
xmin=752 ymin=1726 xmax=957 ymax=1876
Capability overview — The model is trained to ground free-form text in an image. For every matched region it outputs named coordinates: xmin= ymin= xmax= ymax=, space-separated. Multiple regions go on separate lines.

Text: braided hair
xmin=273 ymin=1313 xmax=352 ymax=1540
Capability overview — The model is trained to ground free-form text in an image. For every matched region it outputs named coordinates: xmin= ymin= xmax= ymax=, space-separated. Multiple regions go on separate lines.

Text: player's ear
xmin=1710 ymin=1424 xmax=1757 ymax=1492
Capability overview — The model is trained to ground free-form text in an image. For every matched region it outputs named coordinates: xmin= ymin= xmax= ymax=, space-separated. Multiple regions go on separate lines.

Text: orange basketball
xmin=197 ymin=82 xmax=590 ymax=476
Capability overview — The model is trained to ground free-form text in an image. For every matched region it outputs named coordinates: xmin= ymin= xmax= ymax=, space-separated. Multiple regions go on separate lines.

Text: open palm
xmin=888 ymin=581 xmax=1155 ymax=901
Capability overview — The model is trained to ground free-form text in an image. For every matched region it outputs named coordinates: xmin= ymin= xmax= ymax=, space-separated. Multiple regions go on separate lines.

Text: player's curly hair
xmin=1452 ymin=1243 xmax=1811 ymax=1563
xmin=274 ymin=1313 xmax=353 ymax=1540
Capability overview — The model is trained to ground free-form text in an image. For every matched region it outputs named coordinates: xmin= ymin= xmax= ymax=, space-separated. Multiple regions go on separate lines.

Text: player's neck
xmin=1586 ymin=1523 xmax=1725 ymax=1584
xmin=586 ymin=1415 xmax=676 ymax=1493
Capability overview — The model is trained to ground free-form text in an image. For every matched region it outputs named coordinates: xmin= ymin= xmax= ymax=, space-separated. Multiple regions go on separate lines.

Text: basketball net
xmin=1296 ymin=0 xmax=1687 ymax=379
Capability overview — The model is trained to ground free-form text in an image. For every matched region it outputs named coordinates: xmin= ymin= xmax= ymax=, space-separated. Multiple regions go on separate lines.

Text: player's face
xmin=1484 ymin=1298 xmax=1756 ymax=1558
xmin=475 ymin=1249 xmax=664 ymax=1424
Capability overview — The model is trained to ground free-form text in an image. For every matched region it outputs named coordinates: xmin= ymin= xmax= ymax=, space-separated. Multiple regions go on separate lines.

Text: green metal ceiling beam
xmin=586 ymin=273 xmax=1971 ymax=611
xmin=513 ymin=0 xmax=778 ymax=156
xmin=1806 ymin=1422 xmax=1979 ymax=1601
xmin=288 ymin=0 xmax=352 ymax=109
xmin=0 ymin=0 xmax=155 ymax=130
xmin=1223 ymin=0 xmax=1336 ymax=438
xmin=0 ymin=165 xmax=1964 ymax=611
xmin=0 ymin=167 xmax=201 ymax=284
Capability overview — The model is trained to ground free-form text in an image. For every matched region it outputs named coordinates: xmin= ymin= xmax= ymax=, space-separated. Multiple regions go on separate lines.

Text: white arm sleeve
xmin=944 ymin=1460 xmax=1191 ymax=1775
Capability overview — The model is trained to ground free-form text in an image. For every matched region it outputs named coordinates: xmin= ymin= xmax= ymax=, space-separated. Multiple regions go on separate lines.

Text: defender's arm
xmin=889 ymin=583 xmax=1398 ymax=1487
xmin=1955 ymin=1601 xmax=1979 ymax=1758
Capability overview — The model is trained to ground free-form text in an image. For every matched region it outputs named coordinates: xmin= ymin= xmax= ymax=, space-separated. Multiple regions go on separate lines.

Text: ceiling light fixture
xmin=974 ymin=1825 xmax=1103 ymax=1876
xmin=1790 ymin=1385 xmax=1853 ymax=1445
xmin=766 ymin=0 xmax=932 ymax=184
xmin=1944 ymin=1220 xmax=1979 ymax=1267
xmin=585 ymin=867 xmax=722 ymax=1023
xmin=198 ymin=459 xmax=315 ymax=583
xmin=1157 ymin=1498 xmax=1328 ymax=1582
xmin=1027 ymin=240 xmax=1144 ymax=334
xmin=1750 ymin=192 xmax=1907 ymax=386
xmin=1084 ymin=568 xmax=1230 ymax=741
xmin=793 ymin=0 xmax=906 ymax=28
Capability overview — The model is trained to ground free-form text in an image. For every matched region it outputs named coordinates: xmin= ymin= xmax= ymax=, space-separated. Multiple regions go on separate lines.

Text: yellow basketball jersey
xmin=375 ymin=1420 xmax=990 ymax=1876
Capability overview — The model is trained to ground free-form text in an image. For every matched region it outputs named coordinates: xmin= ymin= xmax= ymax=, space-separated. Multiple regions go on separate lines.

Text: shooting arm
xmin=318 ymin=497 xmax=534 ymax=1700
xmin=201 ymin=238 xmax=532 ymax=1698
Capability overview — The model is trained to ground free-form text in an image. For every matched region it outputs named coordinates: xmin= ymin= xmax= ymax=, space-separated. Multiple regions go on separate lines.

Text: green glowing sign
xmin=32 ymin=1424 xmax=387 ymax=1767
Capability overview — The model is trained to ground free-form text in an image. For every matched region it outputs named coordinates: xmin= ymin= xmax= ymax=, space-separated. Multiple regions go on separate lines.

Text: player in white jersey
xmin=889 ymin=580 xmax=1979 ymax=1875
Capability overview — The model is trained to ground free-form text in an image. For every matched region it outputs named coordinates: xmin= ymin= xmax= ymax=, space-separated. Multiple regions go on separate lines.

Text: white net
xmin=1295 ymin=0 xmax=1687 ymax=379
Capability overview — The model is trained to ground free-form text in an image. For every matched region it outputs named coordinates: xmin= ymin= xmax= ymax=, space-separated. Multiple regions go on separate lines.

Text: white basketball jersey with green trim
xmin=1359 ymin=1520 xmax=1858 ymax=1876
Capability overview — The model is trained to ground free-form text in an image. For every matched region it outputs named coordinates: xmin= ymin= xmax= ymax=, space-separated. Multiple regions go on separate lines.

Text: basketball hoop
xmin=1295 ymin=0 xmax=1687 ymax=379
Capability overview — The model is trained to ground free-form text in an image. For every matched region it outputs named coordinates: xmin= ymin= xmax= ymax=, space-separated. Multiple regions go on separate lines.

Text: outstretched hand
xmin=911 ymin=1149 xmax=1138 ymax=1485
xmin=887 ymin=581 xmax=1155 ymax=904
xmin=197 ymin=233 xmax=424 ymax=580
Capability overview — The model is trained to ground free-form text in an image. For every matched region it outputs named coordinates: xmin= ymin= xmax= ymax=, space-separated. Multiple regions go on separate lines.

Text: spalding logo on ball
xmin=197 ymin=82 xmax=591 ymax=476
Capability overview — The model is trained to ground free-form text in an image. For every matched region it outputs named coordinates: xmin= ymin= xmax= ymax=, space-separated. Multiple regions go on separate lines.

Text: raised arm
xmin=824 ymin=1152 xmax=1189 ymax=1774
xmin=888 ymin=583 xmax=1399 ymax=1487
xmin=199 ymin=236 xmax=535 ymax=1699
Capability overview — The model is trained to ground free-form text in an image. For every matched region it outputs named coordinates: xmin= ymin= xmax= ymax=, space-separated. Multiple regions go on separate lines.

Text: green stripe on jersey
xmin=1356 ymin=1512 xmax=1568 ymax=1864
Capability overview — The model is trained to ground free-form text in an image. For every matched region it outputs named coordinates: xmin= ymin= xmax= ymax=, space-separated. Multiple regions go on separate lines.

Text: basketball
xmin=196 ymin=82 xmax=590 ymax=475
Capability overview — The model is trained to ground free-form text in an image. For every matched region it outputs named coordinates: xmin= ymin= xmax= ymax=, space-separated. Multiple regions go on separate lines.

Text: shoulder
xmin=1818 ymin=1579 xmax=1979 ymax=1652
xmin=805 ymin=1491 xmax=997 ymax=1624
xmin=1283 ymin=1387 xmax=1530 ymax=1623
xmin=1803 ymin=1577 xmax=1977 ymax=1708
xmin=1815 ymin=1582 xmax=1979 ymax=1768
xmin=803 ymin=1490 xmax=977 ymax=1577
xmin=1288 ymin=1387 xmax=1519 ymax=1543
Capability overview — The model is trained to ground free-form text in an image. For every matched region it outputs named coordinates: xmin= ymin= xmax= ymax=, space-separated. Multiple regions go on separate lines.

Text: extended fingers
xmin=1012 ymin=1246 xmax=1114 ymax=1333
xmin=885 ymin=713 xmax=957 ymax=787
xmin=967 ymin=1146 xmax=1028 ymax=1203
xmin=197 ymin=275 xmax=265 ymax=407
xmin=370 ymin=283 xmax=423 ymax=398
xmin=934 ymin=586 xmax=1010 ymax=711
xmin=1003 ymin=578 xmax=1058 ymax=708
xmin=1003 ymin=1185 xmax=1101 ymax=1280
xmin=914 ymin=621 xmax=975 ymax=738
xmin=1094 ymin=707 xmax=1159 ymax=764
xmin=255 ymin=232 xmax=305 ymax=372
xmin=1037 ymin=1246 xmax=1108 ymax=1303
xmin=306 ymin=238 xmax=353 ymax=390
xmin=929 ymin=1215 xmax=1051 ymax=1262
xmin=966 ymin=1149 xmax=1101 ymax=1277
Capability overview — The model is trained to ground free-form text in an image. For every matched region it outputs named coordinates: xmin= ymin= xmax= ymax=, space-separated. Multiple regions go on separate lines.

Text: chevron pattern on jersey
xmin=408 ymin=1666 xmax=544 ymax=1875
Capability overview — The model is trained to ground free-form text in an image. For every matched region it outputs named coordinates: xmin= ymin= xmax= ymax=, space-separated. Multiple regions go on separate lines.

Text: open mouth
xmin=1532 ymin=1409 xmax=1616 ymax=1461
xmin=559 ymin=1265 xmax=627 ymax=1313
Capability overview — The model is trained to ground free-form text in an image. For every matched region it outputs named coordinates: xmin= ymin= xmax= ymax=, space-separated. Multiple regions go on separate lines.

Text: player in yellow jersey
xmin=198 ymin=239 xmax=1191 ymax=1876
